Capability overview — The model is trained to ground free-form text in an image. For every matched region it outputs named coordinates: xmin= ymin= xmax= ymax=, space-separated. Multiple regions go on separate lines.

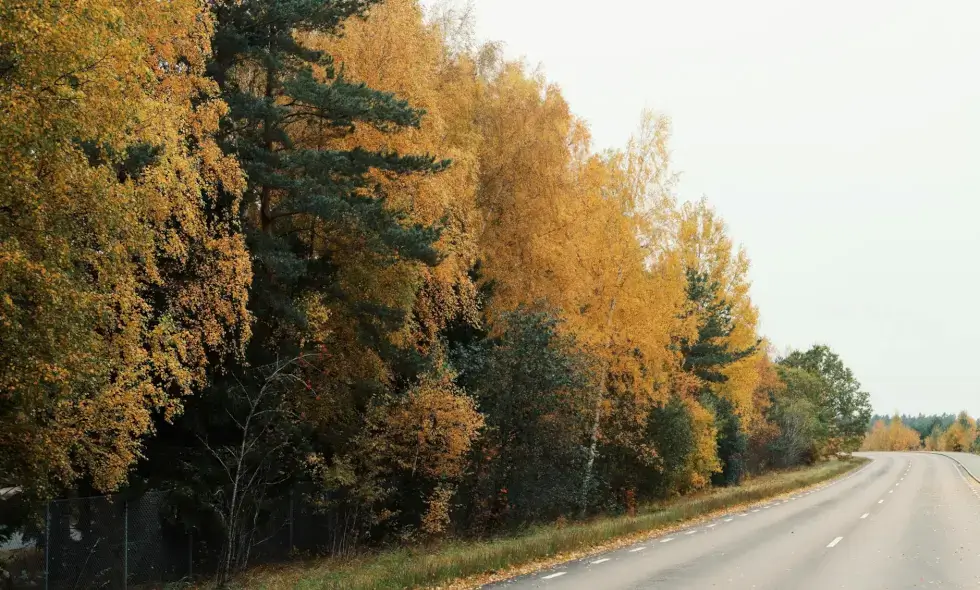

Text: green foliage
xmin=645 ymin=396 xmax=696 ymax=497
xmin=208 ymin=0 xmax=447 ymax=352
xmin=767 ymin=367 xmax=828 ymax=466
xmin=711 ymin=396 xmax=748 ymax=486
xmin=780 ymin=345 xmax=872 ymax=446
xmin=677 ymin=268 xmax=757 ymax=486
xmin=678 ymin=269 xmax=758 ymax=384
xmin=452 ymin=307 xmax=593 ymax=530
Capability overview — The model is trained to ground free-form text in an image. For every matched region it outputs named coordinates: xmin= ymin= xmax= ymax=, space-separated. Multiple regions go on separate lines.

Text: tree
xmin=452 ymin=308 xmax=593 ymax=530
xmin=1 ymin=0 xmax=249 ymax=501
xmin=676 ymin=267 xmax=758 ymax=485
xmin=780 ymin=345 xmax=872 ymax=451
xmin=861 ymin=415 xmax=921 ymax=451
xmin=940 ymin=411 xmax=976 ymax=452
xmin=767 ymin=366 xmax=829 ymax=466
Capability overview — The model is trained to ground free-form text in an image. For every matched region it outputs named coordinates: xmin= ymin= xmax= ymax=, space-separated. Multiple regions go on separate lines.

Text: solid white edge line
xmin=542 ymin=572 xmax=566 ymax=579
xmin=860 ymin=513 xmax=869 ymax=519
xmin=827 ymin=536 xmax=843 ymax=548
xmin=591 ymin=558 xmax=611 ymax=564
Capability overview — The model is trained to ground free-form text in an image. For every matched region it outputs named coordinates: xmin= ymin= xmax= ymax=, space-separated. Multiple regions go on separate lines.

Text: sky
xmin=422 ymin=0 xmax=980 ymax=415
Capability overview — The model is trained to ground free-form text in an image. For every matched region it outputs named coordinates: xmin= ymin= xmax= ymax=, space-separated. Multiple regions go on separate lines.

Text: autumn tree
xmin=670 ymin=201 xmax=761 ymax=485
xmin=940 ymin=411 xmax=976 ymax=452
xmin=0 ymin=0 xmax=249 ymax=502
xmin=861 ymin=415 xmax=921 ymax=451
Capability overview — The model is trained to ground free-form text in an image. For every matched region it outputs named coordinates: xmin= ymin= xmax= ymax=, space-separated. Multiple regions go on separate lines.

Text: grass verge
xmin=237 ymin=457 xmax=868 ymax=590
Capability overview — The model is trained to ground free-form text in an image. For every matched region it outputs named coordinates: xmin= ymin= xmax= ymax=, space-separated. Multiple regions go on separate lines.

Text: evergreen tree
xmin=208 ymin=0 xmax=448 ymax=355
xmin=678 ymin=268 xmax=758 ymax=485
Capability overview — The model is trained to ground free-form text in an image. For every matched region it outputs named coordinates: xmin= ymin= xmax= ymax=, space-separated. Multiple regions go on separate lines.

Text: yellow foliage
xmin=861 ymin=417 xmax=921 ymax=451
xmin=0 ymin=0 xmax=248 ymax=495
xmin=373 ymin=373 xmax=484 ymax=480
xmin=682 ymin=399 xmax=723 ymax=491
xmin=939 ymin=412 xmax=976 ymax=452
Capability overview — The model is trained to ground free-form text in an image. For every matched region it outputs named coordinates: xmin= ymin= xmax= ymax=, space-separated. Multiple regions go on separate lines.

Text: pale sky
xmin=421 ymin=0 xmax=980 ymax=415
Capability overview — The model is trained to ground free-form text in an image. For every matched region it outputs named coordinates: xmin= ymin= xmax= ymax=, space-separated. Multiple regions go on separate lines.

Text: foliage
xmin=1 ymin=0 xmax=885 ymax=581
xmin=453 ymin=308 xmax=593 ymax=531
xmin=0 ymin=0 xmax=249 ymax=501
xmin=779 ymin=345 xmax=872 ymax=450
xmin=861 ymin=415 xmax=921 ymax=451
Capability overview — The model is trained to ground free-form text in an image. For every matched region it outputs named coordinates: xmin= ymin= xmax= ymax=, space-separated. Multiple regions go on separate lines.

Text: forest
xmin=0 ymin=0 xmax=875 ymax=582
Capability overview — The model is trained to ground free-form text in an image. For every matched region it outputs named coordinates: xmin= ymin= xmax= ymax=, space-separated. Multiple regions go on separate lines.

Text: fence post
xmin=123 ymin=500 xmax=128 ymax=589
xmin=44 ymin=502 xmax=50 ymax=590
xmin=288 ymin=489 xmax=295 ymax=552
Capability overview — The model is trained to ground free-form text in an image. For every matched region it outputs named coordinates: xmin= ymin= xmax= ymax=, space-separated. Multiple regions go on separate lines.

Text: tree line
xmin=0 ymin=0 xmax=873 ymax=579
xmin=863 ymin=412 xmax=980 ymax=452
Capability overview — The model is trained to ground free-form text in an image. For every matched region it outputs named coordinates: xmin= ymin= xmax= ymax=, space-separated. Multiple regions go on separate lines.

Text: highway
xmin=484 ymin=452 xmax=980 ymax=589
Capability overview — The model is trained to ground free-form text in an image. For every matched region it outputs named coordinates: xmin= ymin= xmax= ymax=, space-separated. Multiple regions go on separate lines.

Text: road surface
xmin=484 ymin=452 xmax=980 ymax=589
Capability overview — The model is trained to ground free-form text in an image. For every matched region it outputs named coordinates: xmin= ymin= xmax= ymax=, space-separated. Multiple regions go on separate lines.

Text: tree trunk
xmin=580 ymin=266 xmax=623 ymax=517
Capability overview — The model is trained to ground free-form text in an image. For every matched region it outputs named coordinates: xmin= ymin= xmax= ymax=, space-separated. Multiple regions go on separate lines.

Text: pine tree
xmin=678 ymin=268 xmax=759 ymax=485
xmin=207 ymin=0 xmax=449 ymax=354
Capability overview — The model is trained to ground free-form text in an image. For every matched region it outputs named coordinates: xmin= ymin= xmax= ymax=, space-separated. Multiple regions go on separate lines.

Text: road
xmin=484 ymin=452 xmax=980 ymax=589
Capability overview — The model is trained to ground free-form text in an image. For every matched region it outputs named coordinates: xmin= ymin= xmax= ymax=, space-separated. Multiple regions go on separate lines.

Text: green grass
xmin=237 ymin=457 xmax=867 ymax=590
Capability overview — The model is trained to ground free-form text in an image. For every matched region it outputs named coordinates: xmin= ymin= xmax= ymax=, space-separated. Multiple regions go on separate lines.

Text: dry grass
xmin=226 ymin=457 xmax=867 ymax=590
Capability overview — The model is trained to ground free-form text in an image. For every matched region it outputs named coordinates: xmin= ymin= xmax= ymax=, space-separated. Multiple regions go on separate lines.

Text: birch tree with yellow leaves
xmin=0 ymin=0 xmax=249 ymax=500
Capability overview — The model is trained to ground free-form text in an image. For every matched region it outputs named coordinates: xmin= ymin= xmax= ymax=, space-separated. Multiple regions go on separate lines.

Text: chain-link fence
xmin=3 ymin=489 xmax=357 ymax=589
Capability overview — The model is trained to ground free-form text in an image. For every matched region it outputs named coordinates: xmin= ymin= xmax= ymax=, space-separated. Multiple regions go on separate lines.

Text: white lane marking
xmin=860 ymin=513 xmax=869 ymax=519
xmin=542 ymin=572 xmax=566 ymax=580
xmin=724 ymin=518 xmax=733 ymax=522
xmin=827 ymin=536 xmax=844 ymax=548
xmin=738 ymin=513 xmax=748 ymax=517
xmin=661 ymin=537 xmax=675 ymax=543
xmin=878 ymin=500 xmax=884 ymax=504
xmin=629 ymin=546 xmax=647 ymax=552
xmin=706 ymin=523 xmax=717 ymax=528
xmin=888 ymin=490 xmax=893 ymax=494
xmin=591 ymin=558 xmax=610 ymax=564
xmin=751 ymin=509 xmax=760 ymax=513
xmin=762 ymin=505 xmax=771 ymax=509
xmin=685 ymin=530 xmax=697 ymax=535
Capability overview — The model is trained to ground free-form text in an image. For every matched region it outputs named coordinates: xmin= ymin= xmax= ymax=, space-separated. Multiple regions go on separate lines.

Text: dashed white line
xmin=542 ymin=572 xmax=566 ymax=580
xmin=751 ymin=509 xmax=760 ymax=513
xmin=860 ymin=513 xmax=869 ymax=519
xmin=591 ymin=558 xmax=610 ymax=564
xmin=629 ymin=546 xmax=647 ymax=552
xmin=684 ymin=530 xmax=697 ymax=535
xmin=827 ymin=536 xmax=844 ymax=548
xmin=661 ymin=537 xmax=675 ymax=543
xmin=706 ymin=523 xmax=717 ymax=528
xmin=724 ymin=518 xmax=733 ymax=522
xmin=878 ymin=500 xmax=884 ymax=504
xmin=888 ymin=490 xmax=893 ymax=494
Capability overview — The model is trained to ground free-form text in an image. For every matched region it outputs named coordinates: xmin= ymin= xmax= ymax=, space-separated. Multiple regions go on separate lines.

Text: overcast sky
xmin=421 ymin=0 xmax=980 ymax=415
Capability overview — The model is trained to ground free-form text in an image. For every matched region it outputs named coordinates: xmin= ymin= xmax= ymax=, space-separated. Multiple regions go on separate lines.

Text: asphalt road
xmin=484 ymin=452 xmax=980 ymax=589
